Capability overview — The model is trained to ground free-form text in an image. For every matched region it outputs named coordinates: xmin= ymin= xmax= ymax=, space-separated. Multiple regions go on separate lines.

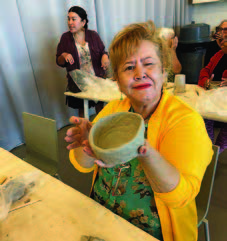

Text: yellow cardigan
xmin=70 ymin=91 xmax=213 ymax=241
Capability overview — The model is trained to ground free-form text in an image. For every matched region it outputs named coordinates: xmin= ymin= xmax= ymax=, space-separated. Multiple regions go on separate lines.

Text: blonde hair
xmin=109 ymin=21 xmax=172 ymax=80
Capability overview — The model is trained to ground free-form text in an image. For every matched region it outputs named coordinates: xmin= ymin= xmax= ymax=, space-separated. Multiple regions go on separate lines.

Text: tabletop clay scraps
xmin=81 ymin=236 xmax=105 ymax=241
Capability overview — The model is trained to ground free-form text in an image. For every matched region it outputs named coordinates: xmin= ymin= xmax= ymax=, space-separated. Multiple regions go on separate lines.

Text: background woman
xmin=204 ymin=20 xmax=227 ymax=66
xmin=56 ymin=6 xmax=109 ymax=116
xmin=198 ymin=29 xmax=227 ymax=153
xmin=65 ymin=21 xmax=213 ymax=241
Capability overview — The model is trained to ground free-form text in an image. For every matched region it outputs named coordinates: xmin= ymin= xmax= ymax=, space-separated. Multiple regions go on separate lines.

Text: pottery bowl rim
xmin=89 ymin=112 xmax=145 ymax=154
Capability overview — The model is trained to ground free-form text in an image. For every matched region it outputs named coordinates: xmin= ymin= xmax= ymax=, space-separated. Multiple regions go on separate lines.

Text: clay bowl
xmin=89 ymin=112 xmax=145 ymax=166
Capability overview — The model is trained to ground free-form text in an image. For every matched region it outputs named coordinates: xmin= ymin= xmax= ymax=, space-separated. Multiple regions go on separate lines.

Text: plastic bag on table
xmin=0 ymin=171 xmax=41 ymax=221
xmin=69 ymin=69 xmax=97 ymax=92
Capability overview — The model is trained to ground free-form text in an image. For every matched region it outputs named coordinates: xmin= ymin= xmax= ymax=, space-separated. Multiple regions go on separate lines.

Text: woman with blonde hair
xmin=65 ymin=20 xmax=213 ymax=241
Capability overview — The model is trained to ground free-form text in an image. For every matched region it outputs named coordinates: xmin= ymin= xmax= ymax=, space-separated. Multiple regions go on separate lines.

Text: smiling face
xmin=117 ymin=40 xmax=165 ymax=106
xmin=68 ymin=12 xmax=86 ymax=34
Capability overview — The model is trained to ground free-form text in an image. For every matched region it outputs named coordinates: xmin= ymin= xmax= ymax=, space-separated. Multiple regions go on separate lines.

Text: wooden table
xmin=0 ymin=148 xmax=158 ymax=241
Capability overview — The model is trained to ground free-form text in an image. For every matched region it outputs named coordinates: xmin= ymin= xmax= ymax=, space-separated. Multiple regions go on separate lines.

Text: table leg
xmin=84 ymin=99 xmax=89 ymax=120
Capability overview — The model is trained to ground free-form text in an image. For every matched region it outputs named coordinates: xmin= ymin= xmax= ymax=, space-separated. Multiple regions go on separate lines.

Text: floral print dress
xmin=76 ymin=42 xmax=95 ymax=76
xmin=93 ymin=157 xmax=163 ymax=240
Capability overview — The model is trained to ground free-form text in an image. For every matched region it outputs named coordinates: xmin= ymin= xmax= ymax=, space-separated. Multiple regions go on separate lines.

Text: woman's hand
xmin=65 ymin=116 xmax=116 ymax=168
xmin=204 ymin=74 xmax=214 ymax=89
xmin=65 ymin=116 xmax=92 ymax=150
xmin=61 ymin=53 xmax=74 ymax=65
xmin=220 ymin=78 xmax=227 ymax=87
xmin=101 ymin=54 xmax=110 ymax=70
xmin=137 ymin=140 xmax=153 ymax=162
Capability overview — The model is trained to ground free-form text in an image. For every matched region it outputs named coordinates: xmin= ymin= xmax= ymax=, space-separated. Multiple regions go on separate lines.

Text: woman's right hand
xmin=61 ymin=53 xmax=74 ymax=65
xmin=205 ymin=74 xmax=214 ymax=89
xmin=65 ymin=116 xmax=92 ymax=150
xmin=65 ymin=116 xmax=115 ymax=168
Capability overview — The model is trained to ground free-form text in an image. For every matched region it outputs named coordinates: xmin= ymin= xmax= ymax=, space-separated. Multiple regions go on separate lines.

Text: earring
xmin=120 ymin=92 xmax=123 ymax=100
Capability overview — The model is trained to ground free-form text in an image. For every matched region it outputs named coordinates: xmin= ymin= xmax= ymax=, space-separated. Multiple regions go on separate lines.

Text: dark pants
xmin=204 ymin=119 xmax=227 ymax=153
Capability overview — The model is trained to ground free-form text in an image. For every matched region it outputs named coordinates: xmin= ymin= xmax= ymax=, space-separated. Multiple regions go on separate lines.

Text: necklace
xmin=73 ymin=33 xmax=85 ymax=46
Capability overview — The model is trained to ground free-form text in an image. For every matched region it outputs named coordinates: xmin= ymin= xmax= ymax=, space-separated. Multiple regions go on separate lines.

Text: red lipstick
xmin=133 ymin=83 xmax=151 ymax=90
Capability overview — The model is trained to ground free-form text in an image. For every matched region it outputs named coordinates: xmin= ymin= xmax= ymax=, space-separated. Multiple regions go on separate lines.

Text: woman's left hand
xmin=137 ymin=140 xmax=153 ymax=161
xmin=220 ymin=78 xmax=227 ymax=87
xmin=101 ymin=54 xmax=110 ymax=70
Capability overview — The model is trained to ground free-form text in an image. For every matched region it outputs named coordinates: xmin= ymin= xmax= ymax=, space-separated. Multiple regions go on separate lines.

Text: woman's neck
xmin=73 ymin=30 xmax=85 ymax=45
xmin=131 ymin=96 xmax=161 ymax=120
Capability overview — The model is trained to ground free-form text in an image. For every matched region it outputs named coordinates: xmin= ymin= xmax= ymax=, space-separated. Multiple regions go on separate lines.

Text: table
xmin=65 ymin=91 xmax=123 ymax=120
xmin=65 ymin=84 xmax=227 ymax=123
xmin=166 ymin=84 xmax=227 ymax=122
xmin=0 ymin=148 xmax=158 ymax=241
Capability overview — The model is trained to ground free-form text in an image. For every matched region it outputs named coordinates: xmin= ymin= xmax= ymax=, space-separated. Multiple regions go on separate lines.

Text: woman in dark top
xmin=56 ymin=6 xmax=109 ymax=116
xmin=204 ymin=20 xmax=227 ymax=66
xmin=198 ymin=26 xmax=227 ymax=153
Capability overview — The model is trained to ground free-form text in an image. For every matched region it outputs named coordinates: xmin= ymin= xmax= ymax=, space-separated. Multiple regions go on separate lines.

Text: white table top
xmin=65 ymin=91 xmax=123 ymax=103
xmin=0 ymin=148 xmax=157 ymax=241
xmin=65 ymin=84 xmax=227 ymax=123
xmin=166 ymin=84 xmax=227 ymax=122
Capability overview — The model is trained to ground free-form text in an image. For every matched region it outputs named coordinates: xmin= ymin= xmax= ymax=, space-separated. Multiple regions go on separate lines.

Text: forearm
xmin=198 ymin=68 xmax=210 ymax=87
xmin=139 ymin=148 xmax=180 ymax=193
xmin=171 ymin=49 xmax=182 ymax=74
xmin=71 ymin=147 xmax=95 ymax=169
xmin=57 ymin=54 xmax=66 ymax=66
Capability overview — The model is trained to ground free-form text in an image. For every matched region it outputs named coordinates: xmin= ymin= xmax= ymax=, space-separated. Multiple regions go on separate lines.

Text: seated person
xmin=198 ymin=32 xmax=227 ymax=153
xmin=204 ymin=20 xmax=227 ymax=66
xmin=65 ymin=20 xmax=213 ymax=241
xmin=157 ymin=27 xmax=182 ymax=82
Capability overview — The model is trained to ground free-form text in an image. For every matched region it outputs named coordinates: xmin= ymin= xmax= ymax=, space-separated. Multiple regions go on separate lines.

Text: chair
xmin=196 ymin=145 xmax=219 ymax=241
xmin=22 ymin=112 xmax=59 ymax=176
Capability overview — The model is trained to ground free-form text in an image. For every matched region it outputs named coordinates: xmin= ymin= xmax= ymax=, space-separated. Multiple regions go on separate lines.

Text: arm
xmin=101 ymin=53 xmax=110 ymax=70
xmin=93 ymin=31 xmax=108 ymax=57
xmin=57 ymin=53 xmax=74 ymax=65
xmin=56 ymin=33 xmax=75 ymax=67
xmin=138 ymin=142 xmax=180 ymax=193
xmin=198 ymin=56 xmax=216 ymax=88
xmin=146 ymin=113 xmax=213 ymax=208
xmin=65 ymin=117 xmax=96 ymax=171
xmin=66 ymin=100 xmax=122 ymax=172
xmin=93 ymin=31 xmax=110 ymax=70
xmin=198 ymin=50 xmax=224 ymax=87
xmin=170 ymin=37 xmax=182 ymax=74
xmin=198 ymin=66 xmax=211 ymax=88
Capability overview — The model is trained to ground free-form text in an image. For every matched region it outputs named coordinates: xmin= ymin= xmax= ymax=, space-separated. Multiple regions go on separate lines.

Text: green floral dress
xmin=92 ymin=157 xmax=163 ymax=240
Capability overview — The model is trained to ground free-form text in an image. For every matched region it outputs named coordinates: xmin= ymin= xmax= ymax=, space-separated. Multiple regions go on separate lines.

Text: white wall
xmin=191 ymin=0 xmax=227 ymax=31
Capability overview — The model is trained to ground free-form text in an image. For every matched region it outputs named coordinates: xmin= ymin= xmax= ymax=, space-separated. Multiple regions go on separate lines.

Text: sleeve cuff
xmin=154 ymin=173 xmax=199 ymax=208
xmin=69 ymin=149 xmax=95 ymax=173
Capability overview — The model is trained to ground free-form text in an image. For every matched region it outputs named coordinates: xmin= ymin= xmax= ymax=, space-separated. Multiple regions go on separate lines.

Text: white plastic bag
xmin=0 ymin=171 xmax=41 ymax=220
